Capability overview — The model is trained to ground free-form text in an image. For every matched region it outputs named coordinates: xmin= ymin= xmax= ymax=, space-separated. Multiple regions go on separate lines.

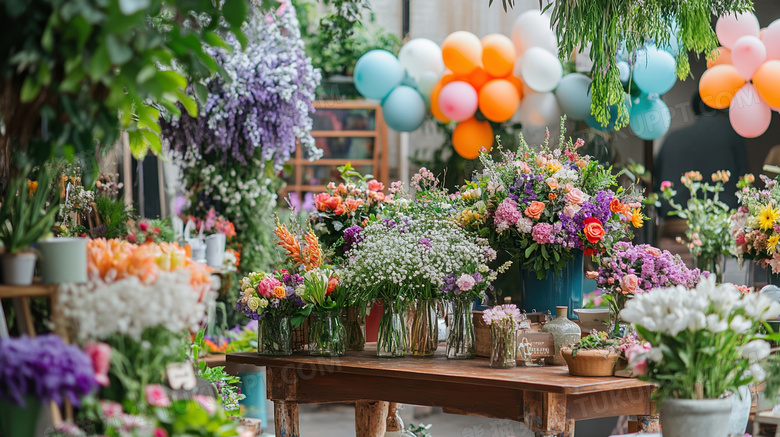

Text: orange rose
xmin=324 ymin=195 xmax=343 ymax=211
xmin=326 ymin=277 xmax=338 ymax=295
xmin=345 ymin=198 xmax=363 ymax=212
xmin=524 ymin=201 xmax=545 ymax=219
xmin=545 ymin=177 xmax=558 ymax=189
xmin=583 ymin=217 xmax=605 ymax=244
xmin=548 ymin=193 xmax=557 ymax=200
xmin=610 ymin=198 xmax=624 ymax=214
xmin=273 ymin=286 xmax=287 ymax=299
xmin=334 ymin=203 xmax=348 ymax=215
xmin=314 ymin=193 xmax=331 ymax=211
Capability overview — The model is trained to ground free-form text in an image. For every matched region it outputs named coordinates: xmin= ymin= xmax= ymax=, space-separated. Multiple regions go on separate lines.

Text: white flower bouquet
xmin=620 ymin=277 xmax=780 ymax=401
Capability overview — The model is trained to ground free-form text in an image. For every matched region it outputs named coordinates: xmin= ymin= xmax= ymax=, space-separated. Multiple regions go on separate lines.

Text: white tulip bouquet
xmin=620 ymin=277 xmax=780 ymax=401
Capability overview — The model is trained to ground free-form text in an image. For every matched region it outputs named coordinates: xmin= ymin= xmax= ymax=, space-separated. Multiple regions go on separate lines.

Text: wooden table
xmin=227 ymin=346 xmax=655 ymax=437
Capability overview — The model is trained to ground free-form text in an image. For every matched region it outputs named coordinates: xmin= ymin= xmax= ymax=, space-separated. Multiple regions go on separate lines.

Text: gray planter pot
xmin=660 ymin=397 xmax=733 ymax=437
xmin=37 ymin=237 xmax=87 ymax=284
xmin=1 ymin=252 xmax=37 ymax=285
xmin=728 ymin=385 xmax=752 ymax=435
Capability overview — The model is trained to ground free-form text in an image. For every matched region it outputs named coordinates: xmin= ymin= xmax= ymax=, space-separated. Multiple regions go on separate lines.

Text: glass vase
xmin=342 ymin=304 xmax=366 ymax=351
xmin=446 ymin=299 xmax=475 ymax=359
xmin=695 ymin=253 xmax=725 ymax=284
xmin=377 ymin=298 xmax=406 ymax=358
xmin=408 ymin=298 xmax=439 ymax=357
xmin=308 ymin=310 xmax=346 ymax=357
xmin=257 ymin=315 xmax=292 ymax=356
xmin=490 ymin=322 xmax=517 ymax=369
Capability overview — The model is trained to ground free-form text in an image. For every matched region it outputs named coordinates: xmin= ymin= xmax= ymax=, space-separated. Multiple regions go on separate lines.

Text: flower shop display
xmin=732 ymin=174 xmax=780 ymax=283
xmin=482 ymin=304 xmax=523 ymax=368
xmin=163 ymin=2 xmax=321 ymax=277
xmin=541 ymin=306 xmax=582 ymax=366
xmin=185 ymin=209 xmax=237 ymax=268
xmin=461 ymin=119 xmax=644 ymax=316
xmin=620 ymin=277 xmax=780 ymax=437
xmin=660 ymin=170 xmax=735 ymax=281
xmin=561 ymin=331 xmax=620 ymax=377
xmin=0 ymin=167 xmax=59 ymax=284
xmin=593 ymin=242 xmax=706 ymax=334
xmin=0 ymin=335 xmax=98 ymax=437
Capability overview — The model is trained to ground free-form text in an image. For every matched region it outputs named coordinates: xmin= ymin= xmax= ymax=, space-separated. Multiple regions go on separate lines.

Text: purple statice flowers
xmin=162 ymin=4 xmax=322 ymax=170
xmin=0 ymin=335 xmax=98 ymax=406
xmin=343 ymin=225 xmax=363 ymax=252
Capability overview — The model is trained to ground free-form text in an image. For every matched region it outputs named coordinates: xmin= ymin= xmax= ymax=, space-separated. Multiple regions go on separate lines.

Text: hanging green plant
xmin=548 ymin=0 xmax=754 ymax=127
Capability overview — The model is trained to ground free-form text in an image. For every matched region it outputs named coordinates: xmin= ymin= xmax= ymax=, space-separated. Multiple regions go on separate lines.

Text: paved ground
xmin=259 ymin=402 xmax=621 ymax=436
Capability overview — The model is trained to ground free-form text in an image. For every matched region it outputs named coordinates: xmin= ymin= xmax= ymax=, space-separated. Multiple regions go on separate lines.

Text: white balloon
xmin=521 ymin=47 xmax=563 ymax=92
xmin=416 ymin=71 xmax=439 ymax=98
xmin=519 ymin=92 xmax=562 ymax=127
xmin=511 ymin=10 xmax=558 ymax=56
xmin=398 ymin=38 xmax=444 ymax=82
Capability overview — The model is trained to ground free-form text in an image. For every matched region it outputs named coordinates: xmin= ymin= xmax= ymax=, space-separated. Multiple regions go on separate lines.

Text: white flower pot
xmin=187 ymin=238 xmax=206 ymax=263
xmin=37 ymin=237 xmax=87 ymax=284
xmin=660 ymin=397 xmax=733 ymax=437
xmin=2 ymin=252 xmax=37 ymax=285
xmin=205 ymin=233 xmax=226 ymax=268
xmin=728 ymin=385 xmax=752 ymax=435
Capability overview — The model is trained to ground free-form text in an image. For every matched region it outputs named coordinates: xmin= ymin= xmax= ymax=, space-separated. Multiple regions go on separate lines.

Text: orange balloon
xmin=753 ymin=60 xmax=780 ymax=108
xmin=505 ymin=75 xmax=525 ymax=101
xmin=440 ymin=70 xmax=458 ymax=87
xmin=699 ymin=64 xmax=746 ymax=109
xmin=430 ymin=82 xmax=451 ymax=123
xmin=442 ymin=31 xmax=483 ymax=75
xmin=707 ymin=47 xmax=732 ymax=68
xmin=453 ymin=118 xmax=494 ymax=159
xmin=466 ymin=67 xmax=491 ymax=90
xmin=478 ymin=79 xmax=521 ymax=122
xmin=481 ymin=34 xmax=516 ymax=77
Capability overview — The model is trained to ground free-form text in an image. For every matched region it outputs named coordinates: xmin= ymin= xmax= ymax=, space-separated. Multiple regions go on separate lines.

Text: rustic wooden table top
xmin=227 ymin=345 xmax=653 ymax=396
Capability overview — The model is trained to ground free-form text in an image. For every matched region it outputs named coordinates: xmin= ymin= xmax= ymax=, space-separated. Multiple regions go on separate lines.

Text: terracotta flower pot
xmin=561 ymin=347 xmax=620 ymax=376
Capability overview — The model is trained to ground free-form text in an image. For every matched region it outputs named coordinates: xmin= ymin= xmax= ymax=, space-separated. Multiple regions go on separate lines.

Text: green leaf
xmin=118 ymin=0 xmax=151 ymax=15
xmin=20 ymin=76 xmax=41 ymax=102
xmin=202 ymin=31 xmax=230 ymax=50
xmin=140 ymin=129 xmax=162 ymax=154
xmin=89 ymin=42 xmax=111 ymax=80
xmin=223 ymin=0 xmax=248 ymax=30
xmin=106 ymin=35 xmax=133 ymax=64
xmin=174 ymin=89 xmax=197 ymax=117
xmin=127 ymin=130 xmax=148 ymax=159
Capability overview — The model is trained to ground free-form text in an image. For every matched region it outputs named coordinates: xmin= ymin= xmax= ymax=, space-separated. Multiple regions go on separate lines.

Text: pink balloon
xmin=730 ymin=83 xmax=772 ymax=138
xmin=438 ymin=81 xmax=478 ymax=122
xmin=732 ymin=36 xmax=767 ymax=79
xmin=763 ymin=20 xmax=780 ymax=60
xmin=716 ymin=12 xmax=761 ymax=49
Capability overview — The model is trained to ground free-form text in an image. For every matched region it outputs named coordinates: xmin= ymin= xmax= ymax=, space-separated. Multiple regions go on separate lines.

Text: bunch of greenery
xmin=93 ymin=196 xmax=130 ymax=239
xmin=0 ymin=166 xmax=59 ymax=253
xmin=191 ymin=330 xmax=245 ymax=413
xmin=569 ymin=331 xmax=619 ymax=357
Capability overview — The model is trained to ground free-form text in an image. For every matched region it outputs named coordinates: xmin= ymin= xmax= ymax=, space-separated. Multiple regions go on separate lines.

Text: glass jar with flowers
xmin=297 ymin=267 xmax=348 ymax=357
xmin=659 ymin=170 xmax=735 ymax=282
xmin=342 ymin=302 xmax=367 ymax=351
xmin=731 ymin=174 xmax=780 ymax=285
xmin=482 ymin=304 xmax=523 ymax=368
xmin=236 ymin=271 xmax=306 ymax=356
xmin=460 ymin=117 xmax=644 ymax=318
xmin=620 ymin=278 xmax=780 ymax=437
xmin=592 ymin=242 xmax=707 ymax=335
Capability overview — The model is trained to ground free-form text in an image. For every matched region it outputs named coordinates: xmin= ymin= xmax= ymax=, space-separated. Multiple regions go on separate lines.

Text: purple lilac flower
xmin=343 ymin=225 xmax=363 ymax=253
xmin=596 ymin=242 xmax=704 ymax=293
xmin=418 ymin=238 xmax=432 ymax=251
xmin=0 ymin=335 xmax=98 ymax=407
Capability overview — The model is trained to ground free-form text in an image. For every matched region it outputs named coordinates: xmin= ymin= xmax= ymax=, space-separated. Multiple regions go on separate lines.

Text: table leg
xmin=274 ymin=401 xmax=299 ymax=437
xmin=524 ymin=391 xmax=567 ymax=437
xmin=355 ymin=400 xmax=389 ymax=437
xmin=564 ymin=419 xmax=575 ymax=437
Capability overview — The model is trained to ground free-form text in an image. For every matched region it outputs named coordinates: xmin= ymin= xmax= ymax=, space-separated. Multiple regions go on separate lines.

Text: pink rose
xmin=367 ymin=179 xmax=384 ymax=192
xmin=326 ymin=182 xmax=337 ymax=191
xmin=101 ymin=400 xmax=123 ymax=418
xmin=736 ymin=233 xmax=746 ymax=245
xmin=85 ymin=342 xmax=112 ymax=387
xmin=562 ymin=204 xmax=580 ymax=218
xmin=625 ymin=344 xmax=648 ymax=376
xmin=257 ymin=277 xmax=283 ymax=298
xmin=660 ymin=181 xmax=672 ymax=191
xmin=620 ymin=274 xmax=639 ymax=294
xmin=518 ymin=161 xmax=531 ymax=173
xmin=565 ymin=188 xmax=585 ymax=205
xmin=145 ymin=384 xmax=171 ymax=407
xmin=193 ymin=395 xmax=217 ymax=415
xmin=154 ymin=429 xmax=169 ymax=437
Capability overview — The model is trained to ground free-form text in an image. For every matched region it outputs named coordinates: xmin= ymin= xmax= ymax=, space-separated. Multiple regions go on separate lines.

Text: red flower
xmin=583 ymin=217 xmax=605 ymax=244
xmin=583 ymin=247 xmax=594 ymax=257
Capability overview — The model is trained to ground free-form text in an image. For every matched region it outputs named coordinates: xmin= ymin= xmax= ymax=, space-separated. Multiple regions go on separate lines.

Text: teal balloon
xmin=382 ymin=86 xmax=426 ymax=132
xmin=353 ymin=50 xmax=404 ymax=100
xmin=586 ymin=99 xmax=628 ymax=132
xmin=629 ymin=95 xmax=671 ymax=140
xmin=633 ymin=46 xmax=677 ymax=95
xmin=554 ymin=73 xmax=592 ymax=121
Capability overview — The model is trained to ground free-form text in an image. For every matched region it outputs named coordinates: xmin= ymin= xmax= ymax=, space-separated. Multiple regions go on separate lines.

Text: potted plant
xmin=561 ymin=330 xmax=620 ymax=376
xmin=0 ymin=168 xmax=58 ymax=285
xmin=0 ymin=335 xmax=98 ymax=437
xmin=621 ymin=277 xmax=780 ymax=437
xmin=660 ymin=170 xmax=735 ymax=282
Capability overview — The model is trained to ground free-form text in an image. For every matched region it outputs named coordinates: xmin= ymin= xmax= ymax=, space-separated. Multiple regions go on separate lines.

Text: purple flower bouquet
xmin=0 ymin=335 xmax=98 ymax=406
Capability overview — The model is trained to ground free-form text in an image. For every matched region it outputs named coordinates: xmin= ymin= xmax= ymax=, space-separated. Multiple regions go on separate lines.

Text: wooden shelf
xmin=0 ymin=284 xmax=58 ymax=299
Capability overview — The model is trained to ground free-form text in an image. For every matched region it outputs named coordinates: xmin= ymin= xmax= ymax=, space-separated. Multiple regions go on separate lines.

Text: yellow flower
xmin=759 ymin=205 xmax=780 ymax=230
xmin=546 ymin=160 xmax=562 ymax=173
xmin=630 ymin=208 xmax=644 ymax=228
xmin=769 ymin=234 xmax=780 ymax=253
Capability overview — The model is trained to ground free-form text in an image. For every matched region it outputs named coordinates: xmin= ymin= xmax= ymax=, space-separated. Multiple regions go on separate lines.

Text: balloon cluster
xmin=699 ymin=13 xmax=780 ymax=138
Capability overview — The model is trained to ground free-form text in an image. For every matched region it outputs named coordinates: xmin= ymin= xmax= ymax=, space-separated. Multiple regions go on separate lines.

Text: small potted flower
xmin=0 ymin=168 xmax=59 ymax=285
xmin=561 ymin=331 xmax=620 ymax=376
xmin=0 ymin=335 xmax=98 ymax=437
xmin=482 ymin=304 xmax=524 ymax=368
